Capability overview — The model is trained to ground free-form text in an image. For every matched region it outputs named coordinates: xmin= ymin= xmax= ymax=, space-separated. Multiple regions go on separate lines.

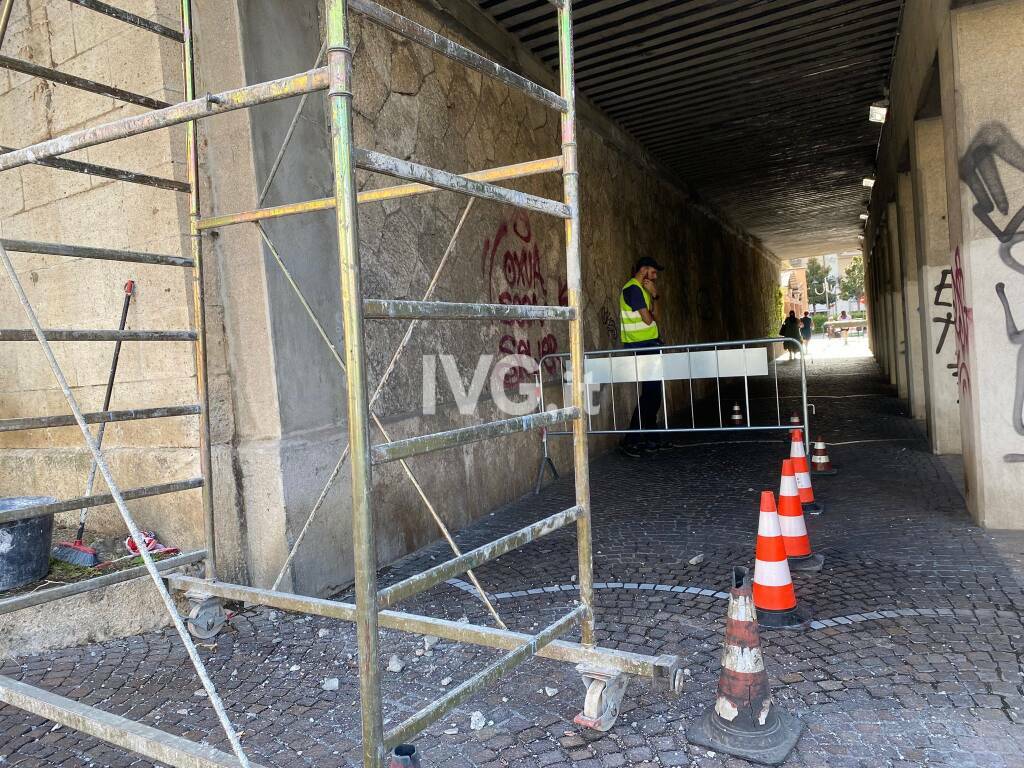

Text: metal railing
xmin=535 ymin=337 xmax=810 ymax=488
xmin=0 ymin=1 xmax=682 ymax=767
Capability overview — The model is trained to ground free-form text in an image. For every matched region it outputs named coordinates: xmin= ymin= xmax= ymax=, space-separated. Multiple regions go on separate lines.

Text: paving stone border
xmin=449 ymin=578 xmax=1006 ymax=633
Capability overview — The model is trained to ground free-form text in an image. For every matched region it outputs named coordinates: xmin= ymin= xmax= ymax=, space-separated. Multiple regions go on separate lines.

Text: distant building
xmin=780 ymin=268 xmax=808 ymax=317
xmin=790 ymin=252 xmax=862 ymax=315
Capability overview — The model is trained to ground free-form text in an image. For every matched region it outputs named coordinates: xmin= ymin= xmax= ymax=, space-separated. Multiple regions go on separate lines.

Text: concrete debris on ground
xmin=2 ymin=354 xmax=1024 ymax=767
xmin=321 ymin=677 xmax=339 ymax=691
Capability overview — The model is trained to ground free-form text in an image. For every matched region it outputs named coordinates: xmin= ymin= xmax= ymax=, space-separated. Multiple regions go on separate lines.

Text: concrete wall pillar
xmin=896 ymin=172 xmax=927 ymax=420
xmin=880 ymin=227 xmax=898 ymax=383
xmin=910 ymin=116 xmax=962 ymax=454
xmin=867 ymin=242 xmax=886 ymax=370
xmin=886 ymin=204 xmax=909 ymax=399
xmin=939 ymin=0 xmax=1024 ymax=527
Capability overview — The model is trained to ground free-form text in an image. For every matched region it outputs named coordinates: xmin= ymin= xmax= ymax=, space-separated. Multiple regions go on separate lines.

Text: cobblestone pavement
xmin=3 ymin=349 xmax=1024 ymax=767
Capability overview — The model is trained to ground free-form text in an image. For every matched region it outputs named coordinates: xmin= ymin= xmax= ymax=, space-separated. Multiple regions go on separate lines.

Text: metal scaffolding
xmin=0 ymin=1 xmax=683 ymax=766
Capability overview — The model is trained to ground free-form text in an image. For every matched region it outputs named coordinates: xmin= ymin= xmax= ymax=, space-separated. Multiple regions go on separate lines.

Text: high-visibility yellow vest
xmin=619 ymin=277 xmax=659 ymax=344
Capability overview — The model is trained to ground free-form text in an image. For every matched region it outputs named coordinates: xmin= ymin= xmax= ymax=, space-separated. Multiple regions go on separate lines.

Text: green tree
xmin=840 ymin=255 xmax=865 ymax=308
xmin=805 ymin=258 xmax=836 ymax=313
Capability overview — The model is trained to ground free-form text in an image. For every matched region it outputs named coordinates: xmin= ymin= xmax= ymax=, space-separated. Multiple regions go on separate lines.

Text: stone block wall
xmin=0 ymin=0 xmax=203 ymax=549
xmin=0 ymin=0 xmax=778 ymax=595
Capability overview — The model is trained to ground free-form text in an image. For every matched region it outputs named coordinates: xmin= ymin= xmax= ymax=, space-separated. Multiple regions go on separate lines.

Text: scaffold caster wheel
xmin=187 ymin=597 xmax=226 ymax=639
xmin=573 ymin=664 xmax=630 ymax=732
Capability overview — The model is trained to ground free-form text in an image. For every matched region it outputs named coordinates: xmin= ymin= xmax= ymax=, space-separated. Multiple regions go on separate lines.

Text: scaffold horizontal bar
xmin=0 ymin=55 xmax=170 ymax=110
xmin=167 ymin=575 xmax=678 ymax=681
xmin=0 ymin=328 xmax=196 ymax=341
xmin=359 ymin=156 xmax=563 ymax=204
xmin=0 ymin=144 xmax=188 ymax=191
xmin=349 ymin=0 xmax=566 ymax=112
xmin=362 ymin=299 xmax=576 ymax=321
xmin=0 ymin=672 xmax=261 ymax=767
xmin=0 ymin=238 xmax=192 ymax=267
xmin=0 ymin=404 xmax=200 ymax=433
xmin=195 ymin=156 xmax=563 ymax=230
xmin=67 ymin=0 xmax=184 ymax=42
xmin=196 ymin=196 xmax=332 ymax=230
xmin=355 ymin=148 xmax=571 ymax=218
xmin=0 ymin=478 xmax=203 ymax=525
xmin=383 ymin=604 xmax=586 ymax=751
xmin=0 ymin=550 xmax=206 ymax=616
xmin=0 ymin=68 xmax=329 ymax=172
xmin=378 ymin=506 xmax=583 ymax=608
xmin=372 ymin=407 xmax=579 ymax=465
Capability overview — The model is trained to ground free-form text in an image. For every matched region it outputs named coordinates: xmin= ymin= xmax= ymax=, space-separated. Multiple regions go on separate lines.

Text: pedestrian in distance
xmin=779 ymin=310 xmax=802 ymax=361
xmin=839 ymin=309 xmax=850 ymax=345
xmin=800 ymin=311 xmax=813 ymax=353
xmin=619 ymin=256 xmax=667 ymax=458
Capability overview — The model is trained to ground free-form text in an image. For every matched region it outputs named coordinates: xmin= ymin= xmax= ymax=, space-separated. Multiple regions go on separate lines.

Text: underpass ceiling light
xmin=859 ymin=213 xmax=869 ymax=221
xmin=869 ymin=99 xmax=889 ymax=124
xmin=862 ymin=177 xmax=875 ymax=188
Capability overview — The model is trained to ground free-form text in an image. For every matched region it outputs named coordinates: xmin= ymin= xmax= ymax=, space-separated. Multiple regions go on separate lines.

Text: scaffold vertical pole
xmin=0 ymin=0 xmax=14 ymax=48
xmin=326 ymin=1 xmax=384 ymax=766
xmin=558 ymin=0 xmax=594 ymax=647
xmin=180 ymin=0 xmax=216 ymax=580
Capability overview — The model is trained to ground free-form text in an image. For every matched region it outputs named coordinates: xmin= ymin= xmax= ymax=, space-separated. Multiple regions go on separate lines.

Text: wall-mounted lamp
xmin=862 ymin=177 xmax=875 ymax=188
xmin=869 ymin=99 xmax=889 ymax=124
xmin=859 ymin=213 xmax=869 ymax=221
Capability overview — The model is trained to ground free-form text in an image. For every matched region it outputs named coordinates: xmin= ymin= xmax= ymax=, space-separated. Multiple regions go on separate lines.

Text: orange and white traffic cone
xmin=782 ymin=411 xmax=802 ymax=444
xmin=730 ymin=402 xmax=745 ymax=426
xmin=753 ymin=491 xmax=809 ymax=629
xmin=778 ymin=459 xmax=823 ymax=572
xmin=789 ymin=429 xmax=824 ymax=515
xmin=686 ymin=566 xmax=804 ymax=764
xmin=810 ymin=437 xmax=837 ymax=476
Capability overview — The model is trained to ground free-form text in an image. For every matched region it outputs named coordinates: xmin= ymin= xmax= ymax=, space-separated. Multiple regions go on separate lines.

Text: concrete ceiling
xmin=474 ymin=0 xmax=904 ymax=260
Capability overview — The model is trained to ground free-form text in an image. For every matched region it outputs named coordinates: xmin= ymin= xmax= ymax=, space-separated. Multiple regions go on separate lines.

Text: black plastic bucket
xmin=0 ymin=497 xmax=56 ymax=592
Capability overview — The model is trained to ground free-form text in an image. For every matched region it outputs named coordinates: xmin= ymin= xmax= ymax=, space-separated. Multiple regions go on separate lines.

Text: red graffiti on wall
xmin=483 ymin=212 xmax=567 ymax=387
xmin=951 ymin=246 xmax=974 ymax=400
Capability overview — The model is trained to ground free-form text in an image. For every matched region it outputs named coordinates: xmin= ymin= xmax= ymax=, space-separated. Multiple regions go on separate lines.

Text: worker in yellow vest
xmin=619 ymin=256 xmax=665 ymax=458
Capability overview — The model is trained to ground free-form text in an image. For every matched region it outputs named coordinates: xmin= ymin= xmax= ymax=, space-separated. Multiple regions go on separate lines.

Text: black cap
xmin=635 ymin=256 xmax=665 ymax=271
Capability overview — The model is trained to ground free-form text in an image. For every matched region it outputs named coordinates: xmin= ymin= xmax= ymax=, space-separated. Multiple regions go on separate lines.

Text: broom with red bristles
xmin=53 ymin=281 xmax=135 ymax=567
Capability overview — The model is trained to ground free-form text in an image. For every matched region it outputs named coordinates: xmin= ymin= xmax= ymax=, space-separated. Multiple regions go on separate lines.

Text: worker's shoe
xmin=618 ymin=443 xmax=643 ymax=458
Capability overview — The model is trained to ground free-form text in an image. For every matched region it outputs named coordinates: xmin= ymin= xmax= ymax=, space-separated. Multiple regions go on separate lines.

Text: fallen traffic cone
xmin=789 ymin=429 xmax=824 ymax=515
xmin=810 ymin=437 xmax=838 ymax=476
xmin=778 ymin=459 xmax=823 ymax=572
xmin=753 ymin=491 xmax=809 ymax=629
xmin=730 ymin=402 xmax=745 ymax=426
xmin=686 ymin=566 xmax=804 ymax=765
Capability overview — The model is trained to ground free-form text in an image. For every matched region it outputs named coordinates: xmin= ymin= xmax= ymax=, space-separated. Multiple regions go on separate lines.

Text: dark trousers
xmin=625 ymin=379 xmax=663 ymax=445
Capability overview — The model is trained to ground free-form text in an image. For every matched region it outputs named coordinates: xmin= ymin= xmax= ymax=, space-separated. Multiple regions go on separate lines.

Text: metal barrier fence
xmin=535 ymin=337 xmax=809 ymax=490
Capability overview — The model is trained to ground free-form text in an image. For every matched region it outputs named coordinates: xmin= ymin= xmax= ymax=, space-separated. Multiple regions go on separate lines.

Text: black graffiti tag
xmin=959 ymin=122 xmax=1024 ymax=243
xmin=932 ymin=268 xmax=955 ymax=364
xmin=960 ymin=123 xmax=1024 ymax=461
xmin=996 ymin=282 xmax=1024 ymax=462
